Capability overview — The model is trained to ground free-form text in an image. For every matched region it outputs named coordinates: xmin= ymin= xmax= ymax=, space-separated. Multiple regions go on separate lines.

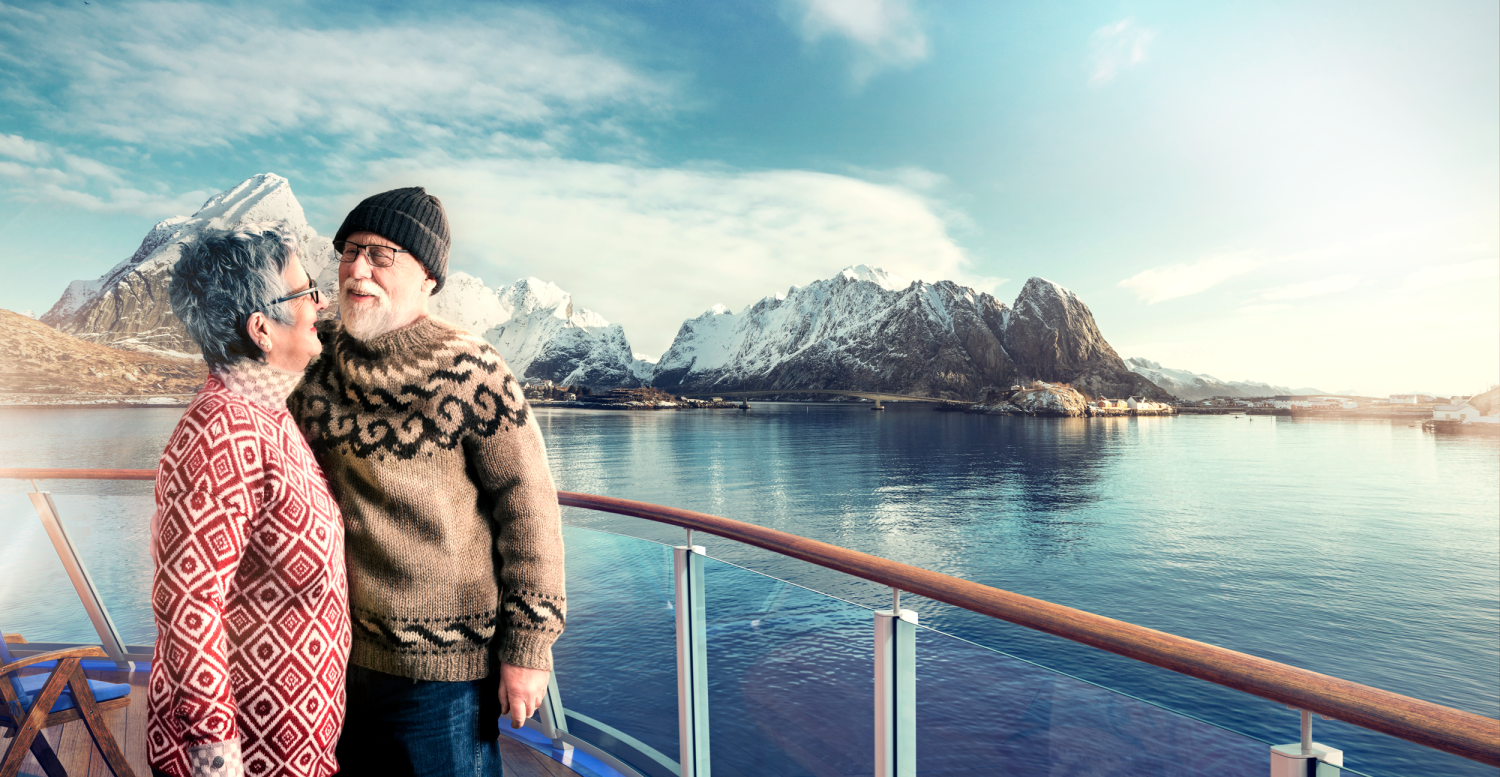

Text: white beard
xmin=340 ymin=282 xmax=398 ymax=341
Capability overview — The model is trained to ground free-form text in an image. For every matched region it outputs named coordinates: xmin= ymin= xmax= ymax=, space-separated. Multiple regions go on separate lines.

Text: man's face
xmin=338 ymin=230 xmax=434 ymax=340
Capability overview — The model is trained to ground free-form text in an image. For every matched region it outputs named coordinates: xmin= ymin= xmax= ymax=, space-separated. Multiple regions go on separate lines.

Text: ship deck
xmin=9 ymin=666 xmax=582 ymax=777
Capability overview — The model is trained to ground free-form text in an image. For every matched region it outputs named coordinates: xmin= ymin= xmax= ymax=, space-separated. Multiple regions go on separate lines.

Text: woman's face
xmin=263 ymin=253 xmax=327 ymax=372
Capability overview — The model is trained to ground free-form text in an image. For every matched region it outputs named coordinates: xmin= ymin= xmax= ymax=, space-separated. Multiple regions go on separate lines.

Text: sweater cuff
xmin=497 ymin=628 xmax=556 ymax=672
xmin=187 ymin=739 xmax=243 ymax=777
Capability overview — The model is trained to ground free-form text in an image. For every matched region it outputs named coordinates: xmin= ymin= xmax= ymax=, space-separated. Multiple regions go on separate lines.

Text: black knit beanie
xmin=334 ymin=187 xmax=451 ymax=293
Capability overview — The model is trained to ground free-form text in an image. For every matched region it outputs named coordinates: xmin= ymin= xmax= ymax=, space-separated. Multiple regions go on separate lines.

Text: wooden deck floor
xmin=8 ymin=668 xmax=584 ymax=777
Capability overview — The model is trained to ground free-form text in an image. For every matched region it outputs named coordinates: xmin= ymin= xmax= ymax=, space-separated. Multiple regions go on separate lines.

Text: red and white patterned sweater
xmin=148 ymin=370 xmax=351 ymax=777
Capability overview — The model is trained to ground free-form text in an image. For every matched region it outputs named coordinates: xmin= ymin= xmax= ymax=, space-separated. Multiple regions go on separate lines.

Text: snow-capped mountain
xmin=37 ymin=173 xmax=638 ymax=387
xmin=41 ymin=174 xmax=339 ymax=357
xmin=1124 ymin=358 xmax=1327 ymax=400
xmin=652 ymin=266 xmax=1168 ymax=401
xmin=429 ymin=273 xmax=641 ymax=388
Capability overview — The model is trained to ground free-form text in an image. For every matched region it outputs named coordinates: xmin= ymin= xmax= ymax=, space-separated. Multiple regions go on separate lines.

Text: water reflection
xmin=1 ymin=403 xmax=1496 ymax=776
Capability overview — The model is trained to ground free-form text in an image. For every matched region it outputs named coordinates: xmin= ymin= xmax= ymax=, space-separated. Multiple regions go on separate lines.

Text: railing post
xmin=675 ymin=538 xmax=710 ymax=777
xmin=27 ymin=489 xmax=133 ymax=671
xmin=875 ymin=589 xmax=917 ymax=777
xmin=538 ymin=671 xmax=574 ymax=760
xmin=1270 ymin=709 xmax=1344 ymax=776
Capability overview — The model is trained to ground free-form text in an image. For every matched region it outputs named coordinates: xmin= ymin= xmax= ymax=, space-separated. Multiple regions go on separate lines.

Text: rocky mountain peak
xmin=650 ymin=266 xmax=1172 ymax=401
xmin=837 ymin=264 xmax=909 ymax=291
xmin=1003 ymin=276 xmax=1121 ymax=381
xmin=504 ymin=277 xmax=574 ymax=318
xmin=39 ymin=173 xmax=337 ymax=358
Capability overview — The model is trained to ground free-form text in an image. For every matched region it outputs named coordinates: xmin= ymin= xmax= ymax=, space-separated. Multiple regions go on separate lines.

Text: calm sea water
xmin=1 ymin=403 xmax=1496 ymax=775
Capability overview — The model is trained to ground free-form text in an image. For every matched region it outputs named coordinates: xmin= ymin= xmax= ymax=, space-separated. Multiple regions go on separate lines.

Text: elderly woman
xmin=148 ymin=224 xmax=349 ymax=777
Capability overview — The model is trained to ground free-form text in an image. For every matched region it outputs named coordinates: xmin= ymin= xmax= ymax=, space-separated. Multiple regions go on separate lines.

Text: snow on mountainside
xmin=652 ymin=304 xmax=739 ymax=384
xmin=41 ymin=174 xmax=339 ymax=358
xmin=1125 ymin=358 xmax=1250 ymax=401
xmin=653 ymin=267 xmax=1169 ymax=401
xmin=36 ymin=173 xmax=639 ymax=387
xmin=429 ymin=273 xmax=641 ymax=388
xmin=839 ymin=264 xmax=908 ymax=291
xmin=1125 ymin=358 xmax=1327 ymax=400
xmin=630 ymin=353 xmax=659 ymax=383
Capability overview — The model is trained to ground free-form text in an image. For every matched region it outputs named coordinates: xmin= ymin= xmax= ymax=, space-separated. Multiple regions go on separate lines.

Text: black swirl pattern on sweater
xmin=292 ymin=322 xmax=529 ymax=461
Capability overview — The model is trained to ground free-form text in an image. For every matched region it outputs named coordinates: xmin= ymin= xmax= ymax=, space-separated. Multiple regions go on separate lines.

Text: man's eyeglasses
xmin=266 ymin=272 xmax=321 ymax=308
xmin=334 ymin=240 xmax=408 ymax=267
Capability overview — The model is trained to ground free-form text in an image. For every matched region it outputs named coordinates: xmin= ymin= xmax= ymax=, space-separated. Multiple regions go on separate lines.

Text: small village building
xmin=1433 ymin=404 xmax=1465 ymax=421
xmin=1430 ymin=403 xmax=1497 ymax=424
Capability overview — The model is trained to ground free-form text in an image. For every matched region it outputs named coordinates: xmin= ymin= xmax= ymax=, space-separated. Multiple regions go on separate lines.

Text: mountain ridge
xmin=32 ymin=174 xmax=1179 ymax=401
xmin=650 ymin=265 xmax=1170 ymax=401
xmin=1126 ymin=358 xmax=1328 ymax=400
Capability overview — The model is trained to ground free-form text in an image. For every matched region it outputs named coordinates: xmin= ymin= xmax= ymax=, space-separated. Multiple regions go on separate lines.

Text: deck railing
xmin=3 ymin=467 xmax=1497 ymax=777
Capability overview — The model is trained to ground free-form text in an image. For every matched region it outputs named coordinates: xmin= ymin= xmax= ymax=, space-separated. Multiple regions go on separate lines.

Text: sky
xmin=0 ymin=0 xmax=1495 ymax=396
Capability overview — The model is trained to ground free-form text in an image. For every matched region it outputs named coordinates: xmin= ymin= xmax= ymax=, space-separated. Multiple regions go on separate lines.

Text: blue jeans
xmin=335 ymin=664 xmax=502 ymax=777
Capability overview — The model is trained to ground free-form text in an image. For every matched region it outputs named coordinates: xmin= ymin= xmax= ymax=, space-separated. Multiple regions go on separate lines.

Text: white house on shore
xmin=1433 ymin=403 xmax=1500 ymax=424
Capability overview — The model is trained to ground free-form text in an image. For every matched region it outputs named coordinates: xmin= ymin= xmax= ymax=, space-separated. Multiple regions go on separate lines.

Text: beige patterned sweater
xmin=289 ymin=315 xmax=565 ymax=681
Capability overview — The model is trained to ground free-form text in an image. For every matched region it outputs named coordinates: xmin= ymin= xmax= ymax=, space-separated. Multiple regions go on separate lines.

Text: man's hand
xmin=498 ymin=662 xmax=551 ymax=729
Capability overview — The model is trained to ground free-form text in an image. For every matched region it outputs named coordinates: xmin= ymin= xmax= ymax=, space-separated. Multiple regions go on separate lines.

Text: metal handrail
xmin=5 ymin=467 xmax=1498 ymax=766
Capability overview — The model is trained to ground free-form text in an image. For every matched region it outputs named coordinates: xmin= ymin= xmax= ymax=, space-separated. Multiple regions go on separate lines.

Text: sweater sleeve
xmin=464 ymin=373 xmax=567 ymax=672
xmin=151 ymin=487 xmax=248 ymax=773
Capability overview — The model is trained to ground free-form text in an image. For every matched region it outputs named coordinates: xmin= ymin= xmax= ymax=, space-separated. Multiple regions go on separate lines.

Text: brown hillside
xmin=1469 ymin=386 xmax=1500 ymax=417
xmin=0 ymin=309 xmax=208 ymax=395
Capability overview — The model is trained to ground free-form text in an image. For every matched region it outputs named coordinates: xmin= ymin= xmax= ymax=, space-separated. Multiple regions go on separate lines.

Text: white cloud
xmin=0 ymin=132 xmax=182 ymax=215
xmin=1118 ymin=252 xmax=1262 ymax=304
xmin=1087 ymin=17 xmax=1155 ymax=85
xmin=1257 ymin=274 xmax=1359 ymax=301
xmin=0 ymin=3 xmax=46 ymax=23
xmin=786 ymin=0 xmax=929 ymax=84
xmin=20 ymin=182 xmax=211 ymax=218
xmin=4 ymin=3 xmax=673 ymax=150
xmin=0 ymin=150 xmax=207 ymax=217
xmin=0 ymin=133 xmax=50 ymax=163
xmin=59 ymin=153 xmax=125 ymax=184
xmin=344 ymin=156 xmax=979 ymax=355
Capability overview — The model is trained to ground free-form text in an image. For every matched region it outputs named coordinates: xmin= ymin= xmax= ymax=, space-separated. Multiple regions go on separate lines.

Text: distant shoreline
xmin=0 ymin=393 xmax=194 ymax=408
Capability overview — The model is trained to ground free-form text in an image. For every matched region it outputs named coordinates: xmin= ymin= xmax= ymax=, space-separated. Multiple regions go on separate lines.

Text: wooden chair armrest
xmin=0 ymin=646 xmax=108 ymax=675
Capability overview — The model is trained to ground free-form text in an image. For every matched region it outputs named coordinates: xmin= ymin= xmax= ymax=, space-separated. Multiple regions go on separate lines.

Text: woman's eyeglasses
xmin=266 ymin=272 xmax=321 ymax=308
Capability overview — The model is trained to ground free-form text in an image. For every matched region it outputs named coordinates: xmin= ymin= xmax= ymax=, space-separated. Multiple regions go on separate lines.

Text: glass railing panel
xmin=914 ymin=622 xmax=1272 ymax=776
xmin=1313 ymin=759 xmax=1377 ymax=776
xmin=698 ymin=551 xmax=876 ymax=777
xmin=552 ymin=526 xmax=681 ymax=777
xmin=0 ymin=489 xmax=157 ymax=647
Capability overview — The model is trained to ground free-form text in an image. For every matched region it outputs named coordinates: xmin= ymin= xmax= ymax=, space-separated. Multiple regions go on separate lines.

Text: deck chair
xmin=0 ymin=634 xmax=135 ymax=777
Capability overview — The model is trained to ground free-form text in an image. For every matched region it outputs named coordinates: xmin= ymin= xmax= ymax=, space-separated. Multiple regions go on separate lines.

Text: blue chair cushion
xmin=15 ymin=673 xmax=131 ymax=713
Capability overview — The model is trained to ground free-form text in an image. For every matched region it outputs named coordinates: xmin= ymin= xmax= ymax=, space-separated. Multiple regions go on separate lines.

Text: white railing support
xmin=675 ymin=542 xmax=710 ymax=777
xmin=27 ymin=489 xmax=133 ymax=671
xmin=539 ymin=672 xmax=575 ymax=760
xmin=1271 ymin=708 xmax=1344 ymax=776
xmin=875 ymin=591 xmax=917 ymax=777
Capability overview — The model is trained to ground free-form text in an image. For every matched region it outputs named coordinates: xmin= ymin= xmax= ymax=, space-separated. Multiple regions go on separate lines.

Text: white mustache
xmin=341 ymin=279 xmax=386 ymax=301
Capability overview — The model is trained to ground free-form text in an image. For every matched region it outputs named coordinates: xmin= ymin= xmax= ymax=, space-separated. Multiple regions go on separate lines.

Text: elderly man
xmin=289 ymin=188 xmax=565 ymax=776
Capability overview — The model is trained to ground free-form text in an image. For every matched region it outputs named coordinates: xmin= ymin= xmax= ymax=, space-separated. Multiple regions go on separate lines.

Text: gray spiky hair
xmin=169 ymin=222 xmax=302 ymax=369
